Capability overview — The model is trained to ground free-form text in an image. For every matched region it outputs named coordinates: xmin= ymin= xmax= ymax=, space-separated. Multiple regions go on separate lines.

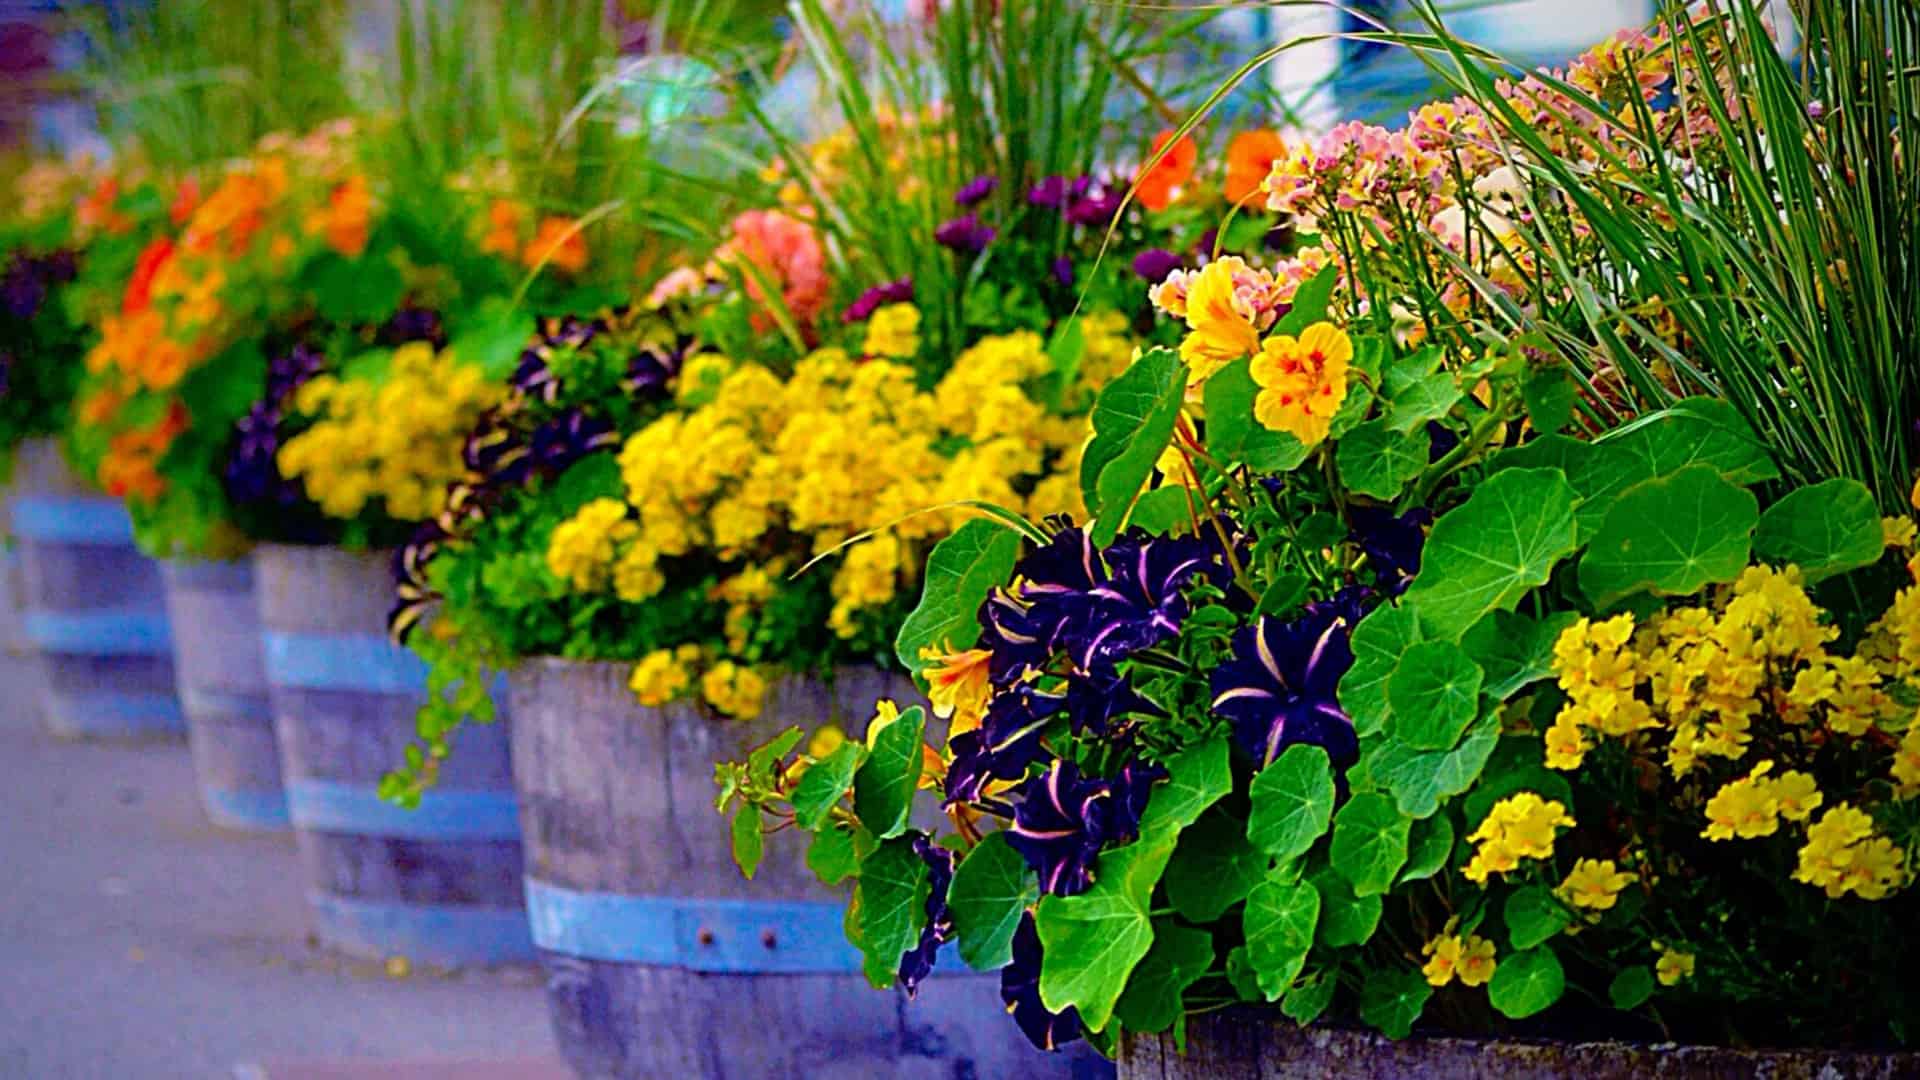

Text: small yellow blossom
xmin=1794 ymin=803 xmax=1907 ymax=900
xmin=1556 ymin=858 xmax=1635 ymax=911
xmin=1464 ymin=792 xmax=1575 ymax=883
xmin=1884 ymin=516 xmax=1917 ymax=551
xmin=546 ymin=498 xmax=639 ymax=593
xmin=629 ymin=648 xmax=691 ymax=707
xmin=702 ymin=661 xmax=768 ymax=720
xmin=1701 ymin=761 xmax=1781 ymax=841
xmin=1654 ymin=942 xmax=1695 ymax=986
xmin=862 ymin=302 xmax=922 ymax=359
xmin=1249 ymin=322 xmax=1353 ymax=447
xmin=1892 ymin=725 xmax=1920 ymax=797
xmin=1422 ymin=933 xmax=1496 ymax=987
xmin=919 ymin=645 xmax=993 ymax=739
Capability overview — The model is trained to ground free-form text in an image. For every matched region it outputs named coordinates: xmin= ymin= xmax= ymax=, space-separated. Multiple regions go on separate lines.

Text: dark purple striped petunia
xmin=1005 ymin=759 xmax=1162 ymax=897
xmin=1346 ymin=504 xmax=1431 ymax=595
xmin=1001 ymin=912 xmax=1082 ymax=1051
xmin=896 ymin=834 xmax=958 ymax=996
xmin=944 ymin=680 xmax=1064 ymax=805
xmin=1210 ymin=606 xmax=1360 ymax=769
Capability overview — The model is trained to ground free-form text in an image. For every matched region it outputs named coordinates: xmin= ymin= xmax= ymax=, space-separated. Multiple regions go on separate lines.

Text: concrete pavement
xmin=0 ymin=575 xmax=561 ymax=1079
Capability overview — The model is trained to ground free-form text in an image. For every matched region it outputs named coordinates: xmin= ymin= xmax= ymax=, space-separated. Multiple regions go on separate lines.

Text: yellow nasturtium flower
xmin=1248 ymin=322 xmax=1352 ymax=447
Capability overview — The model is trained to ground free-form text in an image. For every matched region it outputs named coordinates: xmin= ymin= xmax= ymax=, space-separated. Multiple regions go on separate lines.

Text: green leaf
xmin=855 ymin=836 xmax=932 ymax=989
xmin=1504 ymin=885 xmax=1574 ymax=950
xmin=1242 ymin=876 xmax=1320 ymax=1001
xmin=1167 ymin=806 xmax=1271 ymax=922
xmin=1282 ymin=968 xmax=1339 ymax=1025
xmin=1272 ymin=265 xmax=1338 ymax=333
xmin=310 ymin=252 xmax=406 ymax=325
xmin=1126 ymin=486 xmax=1197 ymax=537
xmin=1081 ymin=346 xmax=1185 ymax=542
xmin=1462 ymin=610 xmax=1580 ymax=701
xmin=1369 ymin=713 xmax=1502 ymax=819
xmin=730 ymin=806 xmax=764 ymax=880
xmin=1488 ymin=946 xmax=1566 ymax=1019
xmin=948 ymin=832 xmax=1038 ymax=972
xmin=1036 ymin=839 xmax=1175 ymax=1032
xmin=1578 ymin=465 xmax=1758 ymax=607
xmin=1609 ymin=966 xmax=1655 ymax=1011
xmin=1113 ymin=919 xmax=1213 ymax=1033
xmin=1384 ymin=349 xmax=1461 ymax=433
xmin=1329 ymin=792 xmax=1412 ymax=897
xmin=1520 ymin=367 xmax=1577 ymax=434
xmin=1137 ymin=737 xmax=1230 ymax=840
xmin=806 ymin=824 xmax=863 ymax=885
xmin=449 ymin=297 xmax=537 ymax=380
xmin=1753 ymin=478 xmax=1885 ymax=583
xmin=1398 ymin=812 xmax=1455 ymax=885
xmin=852 ymin=705 xmax=925 ymax=840
xmin=1308 ymin=863 xmax=1382 ymax=948
xmin=1225 ymin=946 xmax=1263 ymax=1003
xmin=1340 ymin=603 xmax=1423 ymax=737
xmin=1359 ymin=967 xmax=1432 ymax=1039
xmin=1204 ymin=357 xmax=1310 ymax=474
xmin=1404 ymin=468 xmax=1578 ymax=641
xmin=1336 ymin=419 xmax=1431 ymax=500
xmin=895 ymin=520 xmax=1021 ymax=673
xmin=1257 ymin=572 xmax=1310 ymax=618
xmin=1247 ymin=743 xmax=1335 ymax=862
xmin=748 ymin=727 xmax=806 ymax=778
xmin=1602 ymin=397 xmax=1779 ymax=486
xmin=1387 ymin=641 xmax=1484 ymax=751
xmin=791 ymin=741 xmax=865 ymax=830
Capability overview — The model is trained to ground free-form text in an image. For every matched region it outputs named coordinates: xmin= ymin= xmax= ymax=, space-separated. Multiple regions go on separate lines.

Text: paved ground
xmin=0 ymin=564 xmax=561 ymax=1079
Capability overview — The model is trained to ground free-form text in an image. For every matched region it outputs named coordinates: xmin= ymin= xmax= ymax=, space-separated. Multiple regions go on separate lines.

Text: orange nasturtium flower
xmin=1225 ymin=129 xmax=1287 ymax=205
xmin=481 ymin=199 xmax=524 ymax=259
xmin=523 ymin=216 xmax=589 ymax=275
xmin=1135 ymin=129 xmax=1198 ymax=212
xmin=313 ymin=175 xmax=373 ymax=258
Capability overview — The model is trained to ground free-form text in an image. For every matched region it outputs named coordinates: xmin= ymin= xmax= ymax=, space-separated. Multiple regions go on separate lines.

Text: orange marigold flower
xmin=1225 ymin=129 xmax=1286 ymax=205
xmin=523 ymin=216 xmax=589 ymax=275
xmin=1136 ymin=129 xmax=1198 ymax=212
xmin=481 ymin=199 xmax=524 ymax=259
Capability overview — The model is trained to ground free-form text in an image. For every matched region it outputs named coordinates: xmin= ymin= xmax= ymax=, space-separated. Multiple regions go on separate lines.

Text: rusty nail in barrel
xmin=697 ymin=927 xmax=715 ymax=946
xmin=762 ymin=930 xmax=777 ymax=948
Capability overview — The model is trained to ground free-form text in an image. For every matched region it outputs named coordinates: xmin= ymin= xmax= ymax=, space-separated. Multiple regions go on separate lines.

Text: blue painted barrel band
xmin=178 ymin=687 xmax=273 ymax=722
xmin=524 ymin=878 xmax=968 ymax=976
xmin=308 ymin=891 xmax=534 ymax=966
xmin=8 ymin=495 xmax=136 ymax=544
xmin=286 ymin=778 xmax=521 ymax=840
xmin=162 ymin=558 xmax=254 ymax=591
xmin=42 ymin=689 xmax=186 ymax=737
xmin=200 ymin=786 xmax=292 ymax=832
xmin=264 ymin=631 xmax=429 ymax=694
xmin=23 ymin=609 xmax=172 ymax=655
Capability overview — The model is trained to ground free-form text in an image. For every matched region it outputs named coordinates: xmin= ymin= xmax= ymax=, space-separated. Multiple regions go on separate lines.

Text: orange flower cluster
xmin=99 ymin=402 xmax=189 ymax=501
xmin=476 ymin=199 xmax=590 ymax=274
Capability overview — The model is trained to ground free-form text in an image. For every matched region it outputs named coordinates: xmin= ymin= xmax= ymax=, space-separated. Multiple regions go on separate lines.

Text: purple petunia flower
xmin=1132 ymin=248 xmax=1182 ymax=283
xmin=1002 ymin=912 xmax=1083 ymax=1051
xmin=955 ymin=175 xmax=998 ymax=207
xmin=1210 ymin=608 xmax=1360 ymax=769
xmin=896 ymin=834 xmax=958 ymax=996
xmin=1 ymin=257 xmax=46 ymax=320
xmin=841 ymin=276 xmax=915 ymax=323
xmin=1050 ymin=256 xmax=1075 ymax=287
xmin=945 ymin=680 xmax=1064 ymax=805
xmin=1347 ymin=505 xmax=1432 ymax=595
xmin=935 ymin=213 xmax=995 ymax=255
xmin=377 ymin=305 xmax=448 ymax=348
xmin=1006 ymin=759 xmax=1162 ymax=896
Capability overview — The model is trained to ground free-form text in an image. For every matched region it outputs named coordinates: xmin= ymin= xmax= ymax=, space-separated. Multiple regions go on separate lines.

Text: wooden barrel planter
xmin=254 ymin=543 xmax=533 ymax=968
xmin=6 ymin=438 xmax=182 ymax=739
xmin=1119 ymin=1010 xmax=1920 ymax=1079
xmin=160 ymin=558 xmax=289 ymax=832
xmin=510 ymin=658 xmax=1110 ymax=1080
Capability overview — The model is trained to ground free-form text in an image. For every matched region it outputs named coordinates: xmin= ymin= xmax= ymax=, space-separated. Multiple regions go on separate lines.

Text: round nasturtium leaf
xmin=1488 ymin=945 xmax=1566 ymax=1019
xmin=1387 ymin=640 xmax=1484 ymax=751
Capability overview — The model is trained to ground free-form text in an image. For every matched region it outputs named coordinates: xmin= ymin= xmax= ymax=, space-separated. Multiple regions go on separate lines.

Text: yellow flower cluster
xmin=701 ymin=660 xmax=768 ymax=721
xmin=1653 ymin=942 xmax=1695 ymax=986
xmin=1463 ymin=792 xmax=1574 ymax=884
xmin=543 ymin=497 xmax=670 ymax=603
xmin=1545 ymin=567 xmax=1874 ymax=778
xmin=629 ymin=644 xmax=701 ymax=707
xmin=1700 ymin=760 xmax=1822 ymax=841
xmin=863 ymin=303 xmax=921 ymax=359
xmin=1793 ymin=803 xmax=1907 ymax=901
xmin=1421 ymin=932 xmax=1496 ymax=988
xmin=278 ymin=342 xmax=499 ymax=521
xmin=610 ymin=336 xmax=1089 ymax=643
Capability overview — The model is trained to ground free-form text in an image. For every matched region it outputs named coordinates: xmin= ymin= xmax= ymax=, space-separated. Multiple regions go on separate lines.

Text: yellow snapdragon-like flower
xmin=1422 ymin=933 xmax=1496 ymax=988
xmin=1701 ymin=760 xmax=1782 ymax=841
xmin=1464 ymin=792 xmax=1574 ymax=883
xmin=1654 ymin=942 xmax=1695 ymax=986
xmin=863 ymin=302 xmax=922 ymax=359
xmin=1793 ymin=803 xmax=1907 ymax=900
xmin=1556 ymin=858 xmax=1635 ymax=911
